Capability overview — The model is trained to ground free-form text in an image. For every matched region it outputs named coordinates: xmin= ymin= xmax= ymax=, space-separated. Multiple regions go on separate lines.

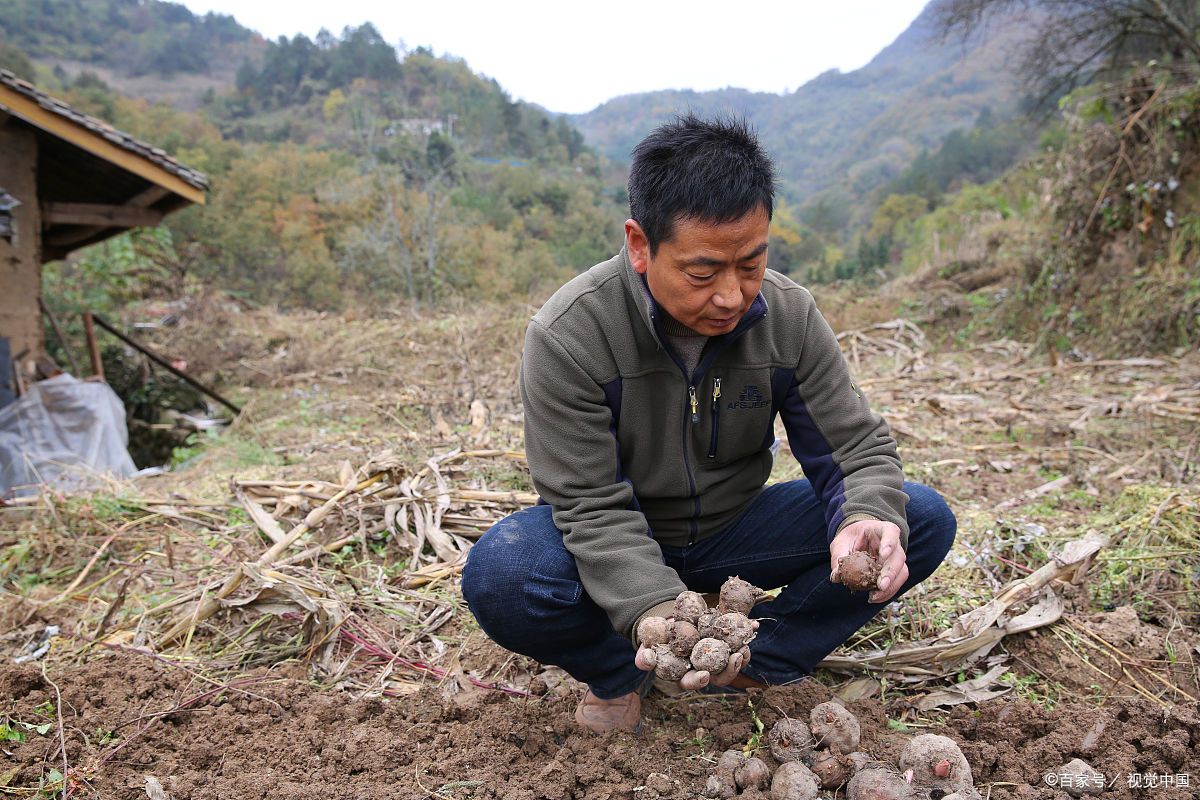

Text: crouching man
xmin=462 ymin=115 xmax=956 ymax=733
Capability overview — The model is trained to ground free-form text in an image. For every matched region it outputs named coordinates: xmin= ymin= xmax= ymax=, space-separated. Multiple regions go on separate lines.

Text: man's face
xmin=626 ymin=207 xmax=769 ymax=337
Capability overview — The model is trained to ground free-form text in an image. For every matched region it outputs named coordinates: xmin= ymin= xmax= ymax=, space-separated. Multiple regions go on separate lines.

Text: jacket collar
xmin=618 ymin=241 xmax=769 ymax=352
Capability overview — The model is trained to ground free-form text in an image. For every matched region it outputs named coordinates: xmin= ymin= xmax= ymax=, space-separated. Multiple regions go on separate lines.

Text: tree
xmin=935 ymin=1 xmax=1200 ymax=105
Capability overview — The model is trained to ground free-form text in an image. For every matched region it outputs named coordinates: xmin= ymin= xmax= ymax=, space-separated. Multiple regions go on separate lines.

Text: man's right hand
xmin=633 ymin=638 xmax=754 ymax=690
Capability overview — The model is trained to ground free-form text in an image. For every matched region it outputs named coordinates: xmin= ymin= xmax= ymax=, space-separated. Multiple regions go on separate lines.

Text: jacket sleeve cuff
xmin=631 ymin=600 xmax=678 ymax=646
xmin=834 ymin=513 xmax=881 ymax=536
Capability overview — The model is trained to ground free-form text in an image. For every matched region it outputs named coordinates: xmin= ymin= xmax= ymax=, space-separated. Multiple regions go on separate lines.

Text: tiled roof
xmin=0 ymin=68 xmax=209 ymax=192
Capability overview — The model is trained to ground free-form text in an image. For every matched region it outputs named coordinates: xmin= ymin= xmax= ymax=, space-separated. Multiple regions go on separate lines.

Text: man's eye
xmin=741 ymin=264 xmax=761 ymax=273
xmin=687 ymin=273 xmax=715 ymax=281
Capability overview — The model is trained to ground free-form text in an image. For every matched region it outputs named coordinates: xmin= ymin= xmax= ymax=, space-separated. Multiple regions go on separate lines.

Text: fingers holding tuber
xmin=652 ymin=645 xmax=690 ymax=681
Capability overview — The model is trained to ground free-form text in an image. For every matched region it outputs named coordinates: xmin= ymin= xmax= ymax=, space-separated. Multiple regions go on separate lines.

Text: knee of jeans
xmin=904 ymin=483 xmax=957 ymax=572
xmin=463 ymin=517 xmax=582 ymax=628
xmin=462 ymin=519 xmax=527 ymax=620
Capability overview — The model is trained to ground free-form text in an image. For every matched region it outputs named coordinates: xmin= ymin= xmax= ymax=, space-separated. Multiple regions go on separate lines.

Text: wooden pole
xmin=82 ymin=312 xmax=104 ymax=381
xmin=38 ymin=299 xmax=81 ymax=376
xmin=88 ymin=312 xmax=241 ymax=415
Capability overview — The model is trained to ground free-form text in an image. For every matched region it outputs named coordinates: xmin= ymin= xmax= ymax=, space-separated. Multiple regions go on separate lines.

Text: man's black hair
xmin=628 ymin=114 xmax=776 ymax=256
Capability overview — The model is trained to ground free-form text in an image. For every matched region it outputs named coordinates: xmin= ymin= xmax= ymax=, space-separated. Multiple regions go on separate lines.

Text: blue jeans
xmin=462 ymin=480 xmax=956 ymax=699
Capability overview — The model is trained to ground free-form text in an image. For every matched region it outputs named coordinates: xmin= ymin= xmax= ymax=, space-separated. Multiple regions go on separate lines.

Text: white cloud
xmin=181 ymin=0 xmax=931 ymax=113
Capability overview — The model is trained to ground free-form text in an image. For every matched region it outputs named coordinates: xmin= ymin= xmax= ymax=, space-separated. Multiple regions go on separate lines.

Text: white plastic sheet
xmin=0 ymin=374 xmax=135 ymax=499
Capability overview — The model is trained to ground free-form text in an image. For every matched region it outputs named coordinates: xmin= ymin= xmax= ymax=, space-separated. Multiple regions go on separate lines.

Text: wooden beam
xmin=128 ymin=185 xmax=171 ymax=207
xmin=0 ymin=84 xmax=206 ymax=206
xmin=42 ymin=202 xmax=163 ymax=228
xmin=40 ymin=184 xmax=177 ymax=257
xmin=82 ymin=312 xmax=104 ymax=381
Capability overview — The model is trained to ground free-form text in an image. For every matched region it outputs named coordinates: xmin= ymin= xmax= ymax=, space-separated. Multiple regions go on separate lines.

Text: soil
xmin=0 ymin=652 xmax=1195 ymax=800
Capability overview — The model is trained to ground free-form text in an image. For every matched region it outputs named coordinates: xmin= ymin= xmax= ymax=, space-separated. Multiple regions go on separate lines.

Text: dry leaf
xmin=916 ymin=663 xmax=1013 ymax=711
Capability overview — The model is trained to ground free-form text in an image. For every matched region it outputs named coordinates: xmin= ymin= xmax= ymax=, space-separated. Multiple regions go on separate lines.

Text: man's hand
xmin=633 ymin=634 xmax=756 ymax=690
xmin=830 ymin=519 xmax=907 ymax=604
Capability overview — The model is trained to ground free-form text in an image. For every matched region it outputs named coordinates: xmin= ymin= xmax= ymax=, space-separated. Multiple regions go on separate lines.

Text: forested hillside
xmin=576 ymin=9 xmax=1021 ymax=200
xmin=573 ymin=5 xmax=1032 ymax=281
xmin=3 ymin=0 xmax=1195 ymax=353
xmin=1 ymin=2 xmax=624 ymax=313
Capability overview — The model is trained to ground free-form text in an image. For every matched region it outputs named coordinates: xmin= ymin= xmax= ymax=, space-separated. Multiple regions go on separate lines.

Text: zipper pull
xmin=712 ymin=377 xmax=721 ymax=409
xmin=688 ymin=386 xmax=699 ymax=423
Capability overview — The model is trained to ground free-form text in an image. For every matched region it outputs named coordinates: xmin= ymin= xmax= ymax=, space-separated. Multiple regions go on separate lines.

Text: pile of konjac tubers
xmin=636 ymin=577 xmax=760 ymax=681
xmin=705 ymin=703 xmax=981 ymax=800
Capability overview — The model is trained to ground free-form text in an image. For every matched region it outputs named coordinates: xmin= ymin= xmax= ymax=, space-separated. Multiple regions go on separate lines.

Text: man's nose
xmin=712 ymin=273 xmax=742 ymax=309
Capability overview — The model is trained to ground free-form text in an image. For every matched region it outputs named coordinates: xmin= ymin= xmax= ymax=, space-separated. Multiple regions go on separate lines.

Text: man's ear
xmin=625 ymin=219 xmax=650 ymax=275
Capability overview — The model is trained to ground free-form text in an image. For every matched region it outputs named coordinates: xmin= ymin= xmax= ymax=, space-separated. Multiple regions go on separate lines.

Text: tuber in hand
xmin=637 ymin=578 xmax=763 ymax=686
xmin=833 ymin=551 xmax=882 ymax=592
xmin=690 ymin=638 xmax=733 ymax=673
xmin=673 ymin=590 xmax=708 ymax=624
xmin=717 ymin=575 xmax=762 ymax=615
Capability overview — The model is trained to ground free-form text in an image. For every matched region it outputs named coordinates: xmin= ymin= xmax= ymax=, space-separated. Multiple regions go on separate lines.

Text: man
xmin=463 ymin=115 xmax=955 ymax=734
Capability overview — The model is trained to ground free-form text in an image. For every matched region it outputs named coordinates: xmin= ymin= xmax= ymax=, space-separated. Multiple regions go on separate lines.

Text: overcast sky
xmin=179 ymin=1 xmax=931 ymax=114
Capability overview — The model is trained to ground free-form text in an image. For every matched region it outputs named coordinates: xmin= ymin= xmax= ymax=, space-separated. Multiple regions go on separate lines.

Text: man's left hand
xmin=829 ymin=519 xmax=907 ymax=604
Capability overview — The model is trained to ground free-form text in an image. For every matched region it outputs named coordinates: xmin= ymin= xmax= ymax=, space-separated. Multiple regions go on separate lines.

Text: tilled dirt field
xmin=1 ymin=651 xmax=1196 ymax=800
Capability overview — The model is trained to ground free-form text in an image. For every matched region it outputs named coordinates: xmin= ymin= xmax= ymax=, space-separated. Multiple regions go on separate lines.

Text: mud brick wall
xmin=0 ymin=120 xmax=42 ymax=379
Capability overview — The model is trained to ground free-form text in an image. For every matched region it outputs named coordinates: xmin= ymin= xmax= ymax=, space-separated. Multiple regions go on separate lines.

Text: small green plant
xmin=743 ymin=697 xmax=766 ymax=756
xmin=0 ymin=721 xmax=26 ymax=743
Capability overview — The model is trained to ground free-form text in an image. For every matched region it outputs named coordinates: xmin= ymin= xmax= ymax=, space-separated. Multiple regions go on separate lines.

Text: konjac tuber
xmin=835 ymin=551 xmax=881 ymax=592
xmin=636 ymin=616 xmax=671 ymax=647
xmin=769 ymin=761 xmax=820 ymax=800
xmin=673 ymin=590 xmax=708 ymax=625
xmin=642 ymin=580 xmax=764 ymax=684
xmin=713 ymin=612 xmax=756 ymax=649
xmin=768 ymin=718 xmax=813 ymax=764
xmin=717 ymin=575 xmax=761 ymax=615
xmin=809 ymin=750 xmax=854 ymax=789
xmin=652 ymin=646 xmax=689 ymax=681
xmin=897 ymin=734 xmax=973 ymax=794
xmin=809 ymin=701 xmax=861 ymax=753
xmin=845 ymin=768 xmax=924 ymax=800
xmin=668 ymin=620 xmax=701 ymax=657
xmin=690 ymin=638 xmax=732 ymax=673
xmin=735 ymin=757 xmax=771 ymax=791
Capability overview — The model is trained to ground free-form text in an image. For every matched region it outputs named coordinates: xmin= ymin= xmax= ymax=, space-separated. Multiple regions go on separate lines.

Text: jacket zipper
xmin=707 ymin=377 xmax=721 ymax=459
xmin=682 ymin=383 xmax=700 ymax=544
xmin=648 ymin=296 xmax=768 ymax=546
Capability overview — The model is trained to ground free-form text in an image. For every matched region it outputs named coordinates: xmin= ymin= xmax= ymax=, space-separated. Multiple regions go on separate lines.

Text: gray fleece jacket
xmin=521 ymin=246 xmax=908 ymax=638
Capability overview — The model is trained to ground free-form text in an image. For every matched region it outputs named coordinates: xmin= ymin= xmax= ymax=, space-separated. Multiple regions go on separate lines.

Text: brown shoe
xmin=574 ymin=689 xmax=642 ymax=734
